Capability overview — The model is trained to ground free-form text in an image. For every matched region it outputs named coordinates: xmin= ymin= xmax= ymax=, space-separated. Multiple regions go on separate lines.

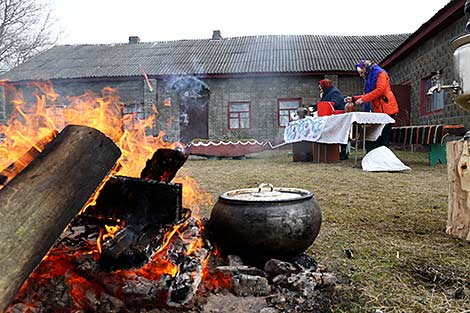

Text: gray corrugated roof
xmin=1 ymin=34 xmax=409 ymax=81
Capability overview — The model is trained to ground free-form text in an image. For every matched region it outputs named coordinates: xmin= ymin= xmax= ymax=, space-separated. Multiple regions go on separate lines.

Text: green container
xmin=427 ymin=143 xmax=447 ymax=166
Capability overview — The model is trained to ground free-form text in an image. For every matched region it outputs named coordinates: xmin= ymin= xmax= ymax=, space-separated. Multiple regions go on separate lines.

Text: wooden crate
xmin=293 ymin=141 xmax=339 ymax=163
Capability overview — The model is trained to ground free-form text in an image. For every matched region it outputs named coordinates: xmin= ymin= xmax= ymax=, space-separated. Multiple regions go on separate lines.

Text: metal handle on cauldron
xmin=258 ymin=183 xmax=274 ymax=193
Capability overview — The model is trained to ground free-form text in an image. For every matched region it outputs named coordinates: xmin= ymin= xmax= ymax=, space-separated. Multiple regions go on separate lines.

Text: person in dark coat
xmin=318 ymin=79 xmax=349 ymax=160
xmin=319 ymin=79 xmax=345 ymax=111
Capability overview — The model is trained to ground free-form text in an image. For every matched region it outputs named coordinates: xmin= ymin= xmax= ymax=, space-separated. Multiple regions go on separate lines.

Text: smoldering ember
xmin=0 ymin=82 xmax=338 ymax=313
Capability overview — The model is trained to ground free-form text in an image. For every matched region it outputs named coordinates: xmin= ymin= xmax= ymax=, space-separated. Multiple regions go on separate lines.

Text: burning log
xmin=83 ymin=175 xmax=184 ymax=271
xmin=167 ymin=246 xmax=208 ymax=307
xmin=0 ymin=125 xmax=121 ymax=312
xmin=99 ymin=223 xmax=173 ymax=271
xmin=120 ymin=275 xmax=166 ymax=307
xmin=140 ymin=147 xmax=188 ymax=182
xmin=166 ymin=217 xmax=209 ymax=307
xmin=83 ymin=147 xmax=188 ymax=271
xmin=0 ymin=130 xmax=59 ymax=187
xmin=85 ymin=175 xmax=184 ymax=225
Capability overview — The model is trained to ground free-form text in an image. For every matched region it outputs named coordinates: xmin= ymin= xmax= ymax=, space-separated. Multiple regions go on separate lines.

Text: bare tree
xmin=0 ymin=0 xmax=58 ymax=73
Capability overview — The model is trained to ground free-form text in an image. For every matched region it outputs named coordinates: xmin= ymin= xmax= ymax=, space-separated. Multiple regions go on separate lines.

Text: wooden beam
xmin=0 ymin=125 xmax=121 ymax=312
xmin=446 ymin=140 xmax=470 ymax=241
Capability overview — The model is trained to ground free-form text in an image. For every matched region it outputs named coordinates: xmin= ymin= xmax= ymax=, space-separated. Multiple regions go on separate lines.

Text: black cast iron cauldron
xmin=208 ymin=184 xmax=322 ymax=261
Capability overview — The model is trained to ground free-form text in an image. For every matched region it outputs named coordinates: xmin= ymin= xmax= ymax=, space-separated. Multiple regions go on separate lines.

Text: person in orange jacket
xmin=345 ymin=60 xmax=399 ymax=152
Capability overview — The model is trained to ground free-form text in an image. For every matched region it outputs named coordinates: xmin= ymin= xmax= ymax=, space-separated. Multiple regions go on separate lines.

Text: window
xmin=420 ymin=76 xmax=444 ymax=116
xmin=122 ymin=102 xmax=146 ymax=130
xmin=278 ymin=98 xmax=301 ymax=127
xmin=228 ymin=101 xmax=251 ymax=129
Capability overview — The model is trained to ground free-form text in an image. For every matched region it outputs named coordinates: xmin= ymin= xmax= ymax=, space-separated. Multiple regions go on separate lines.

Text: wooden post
xmin=446 ymin=140 xmax=470 ymax=241
xmin=0 ymin=125 xmax=121 ymax=312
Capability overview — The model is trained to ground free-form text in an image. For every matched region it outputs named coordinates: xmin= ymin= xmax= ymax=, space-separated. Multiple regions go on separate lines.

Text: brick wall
xmin=51 ymin=79 xmax=145 ymax=104
xmin=202 ymin=75 xmax=363 ymax=143
xmin=337 ymin=76 xmax=364 ymax=99
xmin=3 ymin=79 xmax=146 ymax=115
xmin=1 ymin=74 xmax=364 ymax=144
xmin=155 ymin=78 xmax=181 ymax=142
xmin=143 ymin=78 xmax=159 ymax=136
xmin=386 ymin=15 xmax=470 ymax=127
xmin=52 ymin=79 xmax=160 ymax=136
xmin=1 ymin=78 xmax=157 ymax=132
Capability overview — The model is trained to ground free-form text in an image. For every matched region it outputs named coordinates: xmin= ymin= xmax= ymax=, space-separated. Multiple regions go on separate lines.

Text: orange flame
xmin=201 ymin=247 xmax=232 ymax=291
xmin=0 ymin=81 xmax=177 ymax=183
xmin=1 ymin=80 xmax=231 ymax=309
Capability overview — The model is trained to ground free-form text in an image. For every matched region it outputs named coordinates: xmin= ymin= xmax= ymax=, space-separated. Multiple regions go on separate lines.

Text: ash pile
xmin=7 ymin=223 xmax=338 ymax=313
xmin=205 ymin=253 xmax=338 ymax=313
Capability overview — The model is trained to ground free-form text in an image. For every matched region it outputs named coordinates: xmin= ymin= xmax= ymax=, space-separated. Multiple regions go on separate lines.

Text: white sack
xmin=361 ymin=146 xmax=411 ymax=172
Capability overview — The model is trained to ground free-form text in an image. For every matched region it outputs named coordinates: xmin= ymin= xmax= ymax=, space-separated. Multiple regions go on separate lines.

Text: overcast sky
xmin=49 ymin=0 xmax=453 ymax=45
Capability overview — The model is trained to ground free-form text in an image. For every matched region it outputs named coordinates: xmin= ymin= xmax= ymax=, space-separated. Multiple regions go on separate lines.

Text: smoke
xmin=169 ymin=76 xmax=210 ymax=98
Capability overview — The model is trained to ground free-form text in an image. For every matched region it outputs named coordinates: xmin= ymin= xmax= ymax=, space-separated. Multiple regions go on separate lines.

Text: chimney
xmin=212 ymin=30 xmax=222 ymax=40
xmin=129 ymin=36 xmax=140 ymax=44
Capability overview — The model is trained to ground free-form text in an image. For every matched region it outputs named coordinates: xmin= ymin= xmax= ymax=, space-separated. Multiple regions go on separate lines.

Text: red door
xmin=391 ymin=84 xmax=411 ymax=126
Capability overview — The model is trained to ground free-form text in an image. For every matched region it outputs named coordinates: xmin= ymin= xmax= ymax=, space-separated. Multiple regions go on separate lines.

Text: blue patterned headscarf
xmin=356 ymin=60 xmax=384 ymax=112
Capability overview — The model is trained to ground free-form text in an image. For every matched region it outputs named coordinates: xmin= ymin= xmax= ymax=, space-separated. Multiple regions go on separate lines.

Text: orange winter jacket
xmin=355 ymin=71 xmax=399 ymax=115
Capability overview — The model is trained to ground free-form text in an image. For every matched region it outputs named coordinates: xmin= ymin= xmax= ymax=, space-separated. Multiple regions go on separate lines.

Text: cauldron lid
xmin=219 ymin=183 xmax=313 ymax=203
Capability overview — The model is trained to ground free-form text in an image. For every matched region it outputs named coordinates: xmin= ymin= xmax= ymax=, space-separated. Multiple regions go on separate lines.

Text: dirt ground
xmin=178 ymin=147 xmax=470 ymax=312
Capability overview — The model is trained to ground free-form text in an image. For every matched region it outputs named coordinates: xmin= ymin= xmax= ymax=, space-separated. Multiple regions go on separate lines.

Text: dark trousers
xmin=365 ymin=123 xmax=392 ymax=153
xmin=339 ymin=144 xmax=348 ymax=160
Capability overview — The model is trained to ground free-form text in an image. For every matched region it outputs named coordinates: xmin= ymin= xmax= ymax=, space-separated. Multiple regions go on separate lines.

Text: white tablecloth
xmin=284 ymin=112 xmax=395 ymax=145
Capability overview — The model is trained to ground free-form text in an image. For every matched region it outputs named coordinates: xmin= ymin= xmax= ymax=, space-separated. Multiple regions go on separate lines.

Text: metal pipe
xmin=426 ymin=81 xmax=461 ymax=95
xmin=426 ymin=70 xmax=461 ymax=95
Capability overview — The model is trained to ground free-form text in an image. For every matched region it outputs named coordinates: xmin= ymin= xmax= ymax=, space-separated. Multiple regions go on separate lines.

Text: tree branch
xmin=0 ymin=0 xmax=58 ymax=73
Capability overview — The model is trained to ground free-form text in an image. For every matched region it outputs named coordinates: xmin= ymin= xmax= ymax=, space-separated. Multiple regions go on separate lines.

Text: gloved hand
xmin=355 ymin=98 xmax=364 ymax=105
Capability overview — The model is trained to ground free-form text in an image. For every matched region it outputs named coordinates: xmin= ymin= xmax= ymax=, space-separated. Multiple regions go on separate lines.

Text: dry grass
xmin=179 ymin=148 xmax=470 ymax=312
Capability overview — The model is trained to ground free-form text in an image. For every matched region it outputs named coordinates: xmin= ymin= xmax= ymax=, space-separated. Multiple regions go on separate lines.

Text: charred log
xmin=166 ymin=217 xmax=209 ymax=307
xmin=84 ymin=175 xmax=184 ymax=225
xmin=0 ymin=125 xmax=121 ymax=312
xmin=82 ymin=174 xmax=185 ymax=271
xmin=292 ymin=253 xmax=318 ymax=271
xmin=0 ymin=174 xmax=6 ymax=185
xmin=82 ymin=147 xmax=187 ymax=271
xmin=140 ymin=147 xmax=188 ymax=182
xmin=100 ymin=224 xmax=146 ymax=271
xmin=99 ymin=224 xmax=174 ymax=271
